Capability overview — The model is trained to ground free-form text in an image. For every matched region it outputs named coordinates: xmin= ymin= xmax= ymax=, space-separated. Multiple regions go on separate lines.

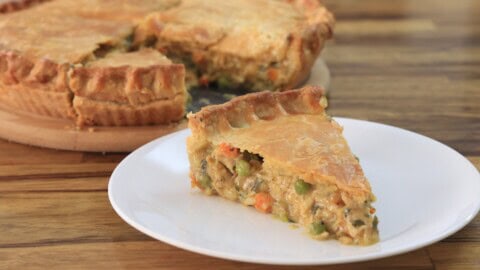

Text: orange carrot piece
xmin=267 ymin=68 xmax=279 ymax=82
xmin=255 ymin=192 xmax=273 ymax=213
xmin=218 ymin=142 xmax=240 ymax=158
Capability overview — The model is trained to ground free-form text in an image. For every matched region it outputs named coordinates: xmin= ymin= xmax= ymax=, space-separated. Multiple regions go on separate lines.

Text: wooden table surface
xmin=1 ymin=0 xmax=479 ymax=269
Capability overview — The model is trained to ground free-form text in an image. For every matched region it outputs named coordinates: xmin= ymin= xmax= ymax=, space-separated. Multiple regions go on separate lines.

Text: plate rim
xmin=108 ymin=117 xmax=480 ymax=265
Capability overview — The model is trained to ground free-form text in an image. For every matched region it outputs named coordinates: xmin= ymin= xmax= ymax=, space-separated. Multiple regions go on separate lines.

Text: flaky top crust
xmin=0 ymin=11 xmax=132 ymax=64
xmin=0 ymin=50 xmax=69 ymax=92
xmin=69 ymin=49 xmax=185 ymax=106
xmin=188 ymin=86 xmax=327 ymax=136
xmin=188 ymin=86 xmax=372 ymax=196
xmin=135 ymin=0 xmax=334 ymax=60
xmin=0 ymin=0 xmax=183 ymax=64
xmin=41 ymin=0 xmax=180 ymax=22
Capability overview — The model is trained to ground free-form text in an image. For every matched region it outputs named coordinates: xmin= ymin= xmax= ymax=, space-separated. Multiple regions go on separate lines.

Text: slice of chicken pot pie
xmin=186 ymin=86 xmax=379 ymax=245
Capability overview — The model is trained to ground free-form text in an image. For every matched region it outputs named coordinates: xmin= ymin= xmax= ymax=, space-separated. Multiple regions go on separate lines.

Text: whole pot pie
xmin=187 ymin=86 xmax=379 ymax=245
xmin=0 ymin=0 xmax=334 ymax=127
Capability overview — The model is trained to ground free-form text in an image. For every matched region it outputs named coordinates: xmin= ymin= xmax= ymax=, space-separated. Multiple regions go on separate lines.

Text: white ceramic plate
xmin=108 ymin=118 xmax=480 ymax=265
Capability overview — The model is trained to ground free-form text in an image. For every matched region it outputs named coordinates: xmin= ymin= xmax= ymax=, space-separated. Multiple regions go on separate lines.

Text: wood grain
xmin=323 ymin=0 xmax=480 ymax=156
xmin=0 ymin=139 xmax=125 ymax=166
xmin=0 ymin=163 xmax=117 ymax=180
xmin=0 ymin=243 xmax=433 ymax=270
xmin=0 ymin=176 xmax=108 ymax=192
xmin=0 ymin=106 xmax=187 ymax=153
xmin=0 ymin=192 xmax=151 ymax=248
xmin=0 ymin=0 xmax=479 ymax=269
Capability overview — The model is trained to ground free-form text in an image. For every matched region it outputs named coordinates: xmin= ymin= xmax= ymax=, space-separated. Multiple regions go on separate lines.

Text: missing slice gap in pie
xmin=187 ymin=86 xmax=379 ymax=245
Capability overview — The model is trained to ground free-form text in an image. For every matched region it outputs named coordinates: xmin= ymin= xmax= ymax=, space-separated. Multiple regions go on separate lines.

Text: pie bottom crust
xmin=0 ymin=84 xmax=186 ymax=127
xmin=0 ymin=85 xmax=75 ymax=119
xmin=73 ymin=95 xmax=186 ymax=127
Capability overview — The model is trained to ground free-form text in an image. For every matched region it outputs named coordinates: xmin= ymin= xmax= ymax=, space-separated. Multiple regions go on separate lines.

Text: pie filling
xmin=132 ymin=35 xmax=282 ymax=92
xmin=145 ymin=46 xmax=293 ymax=91
xmin=191 ymin=143 xmax=379 ymax=245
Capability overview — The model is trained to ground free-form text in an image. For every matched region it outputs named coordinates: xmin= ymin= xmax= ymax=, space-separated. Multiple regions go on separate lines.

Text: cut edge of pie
xmin=134 ymin=0 xmax=334 ymax=91
xmin=69 ymin=49 xmax=186 ymax=126
xmin=0 ymin=50 xmax=75 ymax=119
xmin=186 ymin=86 xmax=379 ymax=245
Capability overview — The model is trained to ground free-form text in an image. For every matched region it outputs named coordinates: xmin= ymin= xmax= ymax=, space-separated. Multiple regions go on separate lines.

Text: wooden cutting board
xmin=0 ymin=106 xmax=187 ymax=152
xmin=0 ymin=58 xmax=329 ymax=152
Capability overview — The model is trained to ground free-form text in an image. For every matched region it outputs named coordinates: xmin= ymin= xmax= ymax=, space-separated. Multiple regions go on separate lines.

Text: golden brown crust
xmin=0 ymin=50 xmax=69 ymax=92
xmin=277 ymin=0 xmax=334 ymax=89
xmin=0 ymin=84 xmax=74 ymax=119
xmin=69 ymin=65 xmax=185 ymax=105
xmin=69 ymin=51 xmax=185 ymax=106
xmin=42 ymin=0 xmax=180 ymax=22
xmin=188 ymin=86 xmax=372 ymax=196
xmin=134 ymin=0 xmax=334 ymax=91
xmin=73 ymin=94 xmax=185 ymax=127
xmin=0 ymin=0 xmax=334 ymax=128
xmin=188 ymin=86 xmax=326 ymax=137
xmin=0 ymin=0 xmax=49 ymax=13
xmin=0 ymin=48 xmax=187 ymax=126
xmin=69 ymin=49 xmax=186 ymax=126
xmin=0 ymin=7 xmax=133 ymax=64
xmin=0 ymin=2 xmax=187 ymax=127
xmin=0 ymin=50 xmax=75 ymax=119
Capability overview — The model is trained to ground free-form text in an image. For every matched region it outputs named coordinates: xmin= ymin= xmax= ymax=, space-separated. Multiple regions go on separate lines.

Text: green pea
xmin=217 ymin=76 xmax=230 ymax=89
xmin=272 ymin=204 xmax=289 ymax=222
xmin=310 ymin=221 xmax=326 ymax=235
xmin=235 ymin=159 xmax=251 ymax=176
xmin=198 ymin=174 xmax=212 ymax=189
xmin=294 ymin=179 xmax=311 ymax=195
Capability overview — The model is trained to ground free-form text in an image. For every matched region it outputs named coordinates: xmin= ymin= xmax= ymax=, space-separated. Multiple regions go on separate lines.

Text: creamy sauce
xmin=194 ymin=145 xmax=379 ymax=245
